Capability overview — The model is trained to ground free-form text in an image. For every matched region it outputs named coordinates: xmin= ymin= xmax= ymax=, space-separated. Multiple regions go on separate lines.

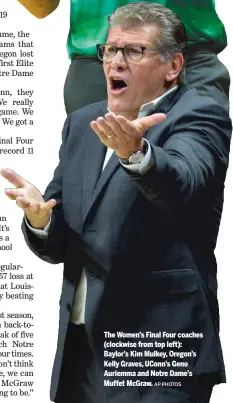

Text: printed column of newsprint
xmin=0 ymin=1 xmax=232 ymax=402
xmin=0 ymin=1 xmax=68 ymax=402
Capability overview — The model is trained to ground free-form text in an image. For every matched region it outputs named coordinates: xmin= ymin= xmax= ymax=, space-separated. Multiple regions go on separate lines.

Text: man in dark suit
xmin=1 ymin=3 xmax=231 ymax=403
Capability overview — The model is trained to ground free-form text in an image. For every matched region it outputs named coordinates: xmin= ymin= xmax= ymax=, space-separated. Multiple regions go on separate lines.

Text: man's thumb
xmin=136 ymin=113 xmax=166 ymax=131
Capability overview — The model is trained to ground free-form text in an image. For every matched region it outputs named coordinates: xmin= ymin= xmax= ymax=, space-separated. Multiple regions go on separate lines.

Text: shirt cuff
xmin=119 ymin=139 xmax=156 ymax=174
xmin=24 ymin=216 xmax=51 ymax=239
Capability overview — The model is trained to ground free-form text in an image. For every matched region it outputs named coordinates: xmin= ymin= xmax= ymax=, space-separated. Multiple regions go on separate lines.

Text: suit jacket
xmin=22 ymin=85 xmax=232 ymax=401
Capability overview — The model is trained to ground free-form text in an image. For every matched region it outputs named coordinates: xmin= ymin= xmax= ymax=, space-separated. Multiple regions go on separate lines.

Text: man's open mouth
xmin=110 ymin=78 xmax=128 ymax=93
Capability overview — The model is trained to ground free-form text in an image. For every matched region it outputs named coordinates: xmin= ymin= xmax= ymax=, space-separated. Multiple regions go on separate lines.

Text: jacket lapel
xmin=82 ymin=149 xmax=120 ymax=224
xmin=150 ymin=84 xmax=188 ymax=115
xmin=82 ymin=102 xmax=120 ymax=222
xmin=92 ymin=151 xmax=120 ymax=199
xmin=81 ymin=130 xmax=106 ymax=211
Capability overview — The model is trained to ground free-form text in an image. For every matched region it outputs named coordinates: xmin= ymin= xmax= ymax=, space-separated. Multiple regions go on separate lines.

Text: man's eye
xmin=127 ymin=47 xmax=142 ymax=55
xmin=106 ymin=46 xmax=116 ymax=54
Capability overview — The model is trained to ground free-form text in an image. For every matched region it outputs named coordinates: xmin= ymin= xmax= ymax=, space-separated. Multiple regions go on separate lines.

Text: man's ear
xmin=165 ymin=53 xmax=184 ymax=82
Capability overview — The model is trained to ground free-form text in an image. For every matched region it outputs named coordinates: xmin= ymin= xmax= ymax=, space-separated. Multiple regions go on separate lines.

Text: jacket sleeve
xmin=128 ymin=100 xmax=232 ymax=210
xmin=21 ymin=114 xmax=71 ymax=264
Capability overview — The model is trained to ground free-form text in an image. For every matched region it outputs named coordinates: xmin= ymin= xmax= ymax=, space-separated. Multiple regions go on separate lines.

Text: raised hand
xmin=0 ymin=168 xmax=56 ymax=229
xmin=90 ymin=112 xmax=166 ymax=159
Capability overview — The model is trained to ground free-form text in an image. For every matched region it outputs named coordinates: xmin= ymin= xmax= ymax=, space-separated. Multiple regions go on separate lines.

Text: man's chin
xmin=107 ymin=99 xmax=131 ymax=117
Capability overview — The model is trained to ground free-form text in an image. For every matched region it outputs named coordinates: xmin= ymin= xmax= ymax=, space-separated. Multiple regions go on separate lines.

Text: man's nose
xmin=110 ymin=49 xmax=127 ymax=68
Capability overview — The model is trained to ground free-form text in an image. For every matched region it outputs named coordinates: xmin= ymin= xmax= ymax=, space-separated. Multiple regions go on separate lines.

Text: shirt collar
xmin=138 ymin=85 xmax=178 ymax=118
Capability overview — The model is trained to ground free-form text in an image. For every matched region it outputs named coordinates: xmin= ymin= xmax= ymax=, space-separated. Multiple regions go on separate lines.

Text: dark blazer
xmin=22 ymin=86 xmax=231 ymax=401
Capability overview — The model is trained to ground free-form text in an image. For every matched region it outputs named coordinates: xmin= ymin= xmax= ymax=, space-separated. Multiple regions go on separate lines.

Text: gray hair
xmin=108 ymin=2 xmax=187 ymax=66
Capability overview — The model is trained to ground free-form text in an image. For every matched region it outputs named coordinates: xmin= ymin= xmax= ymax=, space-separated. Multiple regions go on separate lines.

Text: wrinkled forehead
xmin=106 ymin=24 xmax=160 ymax=47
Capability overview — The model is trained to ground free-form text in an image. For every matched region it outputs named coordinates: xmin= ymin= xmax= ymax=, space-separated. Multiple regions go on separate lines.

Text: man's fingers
xmin=4 ymin=191 xmax=18 ymax=201
xmin=90 ymin=120 xmax=109 ymax=142
xmin=41 ymin=199 xmax=57 ymax=210
xmin=16 ymin=197 xmax=44 ymax=211
xmin=104 ymin=113 xmax=166 ymax=135
xmin=90 ymin=121 xmax=103 ymax=136
xmin=111 ymin=115 xmax=136 ymax=134
xmin=0 ymin=168 xmax=27 ymax=188
xmin=15 ymin=197 xmax=56 ymax=212
xmin=16 ymin=196 xmax=33 ymax=210
xmin=27 ymin=199 xmax=56 ymax=212
xmin=4 ymin=188 xmax=25 ymax=200
xmin=96 ymin=117 xmax=115 ymax=137
xmin=136 ymin=113 xmax=166 ymax=131
xmin=104 ymin=113 xmax=125 ymax=135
